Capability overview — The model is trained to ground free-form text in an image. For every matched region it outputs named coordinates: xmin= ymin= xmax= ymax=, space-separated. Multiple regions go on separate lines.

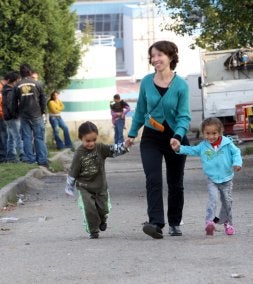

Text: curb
xmin=0 ymin=166 xmax=57 ymax=209
xmin=0 ymin=147 xmax=73 ymax=209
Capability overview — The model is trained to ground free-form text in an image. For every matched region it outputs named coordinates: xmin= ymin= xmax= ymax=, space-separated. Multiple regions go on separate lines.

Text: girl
xmin=65 ymin=121 xmax=129 ymax=239
xmin=47 ymin=90 xmax=73 ymax=150
xmin=171 ymin=117 xmax=242 ymax=236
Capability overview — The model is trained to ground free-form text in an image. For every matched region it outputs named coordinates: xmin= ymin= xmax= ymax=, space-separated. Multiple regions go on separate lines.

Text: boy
xmin=65 ymin=121 xmax=129 ymax=239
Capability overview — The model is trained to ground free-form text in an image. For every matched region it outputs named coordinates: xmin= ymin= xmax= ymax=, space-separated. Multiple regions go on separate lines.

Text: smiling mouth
xmin=154 ymin=63 xmax=161 ymax=67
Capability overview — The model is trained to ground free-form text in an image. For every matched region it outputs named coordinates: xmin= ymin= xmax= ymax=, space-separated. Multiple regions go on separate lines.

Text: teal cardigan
xmin=128 ymin=73 xmax=191 ymax=139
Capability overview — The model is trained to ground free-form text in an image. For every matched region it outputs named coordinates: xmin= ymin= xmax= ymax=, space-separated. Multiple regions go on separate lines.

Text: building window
xmin=79 ymin=13 xmax=123 ymax=39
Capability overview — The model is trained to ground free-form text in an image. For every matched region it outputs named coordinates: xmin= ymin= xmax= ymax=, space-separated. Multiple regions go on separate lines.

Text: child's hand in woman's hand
xmin=125 ymin=137 xmax=134 ymax=148
xmin=233 ymin=166 xmax=241 ymax=172
xmin=170 ymin=138 xmax=181 ymax=151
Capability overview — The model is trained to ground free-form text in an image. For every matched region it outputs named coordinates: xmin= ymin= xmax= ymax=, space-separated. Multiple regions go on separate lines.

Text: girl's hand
xmin=233 ymin=166 xmax=241 ymax=172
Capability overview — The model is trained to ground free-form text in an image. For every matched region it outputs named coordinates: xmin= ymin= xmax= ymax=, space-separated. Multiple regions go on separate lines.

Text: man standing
xmin=0 ymin=78 xmax=8 ymax=163
xmin=13 ymin=64 xmax=48 ymax=166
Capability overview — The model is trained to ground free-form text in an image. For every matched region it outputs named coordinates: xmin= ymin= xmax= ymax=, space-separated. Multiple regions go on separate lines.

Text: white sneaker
xmin=65 ymin=187 xmax=74 ymax=197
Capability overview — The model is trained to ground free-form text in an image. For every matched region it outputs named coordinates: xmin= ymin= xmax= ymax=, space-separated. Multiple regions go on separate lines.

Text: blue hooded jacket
xmin=178 ymin=136 xmax=242 ymax=183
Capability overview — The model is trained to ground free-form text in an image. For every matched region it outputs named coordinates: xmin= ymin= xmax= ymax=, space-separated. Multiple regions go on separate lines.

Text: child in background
xmin=110 ymin=94 xmax=130 ymax=129
xmin=170 ymin=117 xmax=242 ymax=236
xmin=65 ymin=121 xmax=129 ymax=239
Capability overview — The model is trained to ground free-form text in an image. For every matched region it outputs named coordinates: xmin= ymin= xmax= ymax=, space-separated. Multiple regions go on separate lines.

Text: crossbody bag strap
xmin=148 ymin=96 xmax=162 ymax=116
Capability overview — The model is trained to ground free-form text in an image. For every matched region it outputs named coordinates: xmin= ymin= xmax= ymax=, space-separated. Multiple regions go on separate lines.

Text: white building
xmin=61 ymin=0 xmax=201 ymax=123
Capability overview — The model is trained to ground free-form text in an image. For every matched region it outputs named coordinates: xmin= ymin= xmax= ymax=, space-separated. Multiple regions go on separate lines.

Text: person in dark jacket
xmin=13 ymin=64 xmax=48 ymax=166
xmin=0 ymin=78 xmax=8 ymax=162
xmin=2 ymin=71 xmax=27 ymax=162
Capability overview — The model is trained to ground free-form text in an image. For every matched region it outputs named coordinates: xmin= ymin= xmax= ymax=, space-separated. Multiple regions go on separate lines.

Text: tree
xmin=155 ymin=0 xmax=253 ymax=50
xmin=0 ymin=0 xmax=81 ymax=92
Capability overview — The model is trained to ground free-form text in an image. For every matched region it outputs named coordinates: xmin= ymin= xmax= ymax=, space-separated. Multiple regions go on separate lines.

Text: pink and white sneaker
xmin=224 ymin=223 xmax=235 ymax=235
xmin=205 ymin=221 xmax=215 ymax=236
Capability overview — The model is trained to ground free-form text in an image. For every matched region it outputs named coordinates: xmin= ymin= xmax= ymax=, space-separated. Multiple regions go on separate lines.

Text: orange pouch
xmin=149 ymin=116 xmax=165 ymax=132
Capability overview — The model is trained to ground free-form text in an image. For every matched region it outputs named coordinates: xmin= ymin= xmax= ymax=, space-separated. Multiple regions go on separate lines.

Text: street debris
xmin=38 ymin=216 xmax=47 ymax=222
xmin=17 ymin=194 xmax=25 ymax=205
xmin=231 ymin=273 xmax=245 ymax=278
xmin=1 ymin=228 xmax=10 ymax=231
xmin=0 ymin=217 xmax=19 ymax=223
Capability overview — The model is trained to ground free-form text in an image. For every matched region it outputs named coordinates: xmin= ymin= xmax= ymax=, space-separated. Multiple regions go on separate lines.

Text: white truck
xmin=187 ymin=48 xmax=253 ymax=136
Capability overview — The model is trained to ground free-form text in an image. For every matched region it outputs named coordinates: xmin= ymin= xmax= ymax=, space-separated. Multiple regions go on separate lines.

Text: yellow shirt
xmin=47 ymin=99 xmax=64 ymax=115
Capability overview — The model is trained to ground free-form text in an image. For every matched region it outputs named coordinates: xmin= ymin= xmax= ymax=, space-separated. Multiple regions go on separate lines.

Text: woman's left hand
xmin=170 ymin=138 xmax=181 ymax=151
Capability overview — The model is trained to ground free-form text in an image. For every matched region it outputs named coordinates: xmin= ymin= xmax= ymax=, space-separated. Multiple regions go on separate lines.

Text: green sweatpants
xmin=77 ymin=188 xmax=111 ymax=234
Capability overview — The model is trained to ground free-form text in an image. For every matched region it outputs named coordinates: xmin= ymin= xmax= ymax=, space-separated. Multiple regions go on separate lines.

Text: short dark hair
xmin=20 ymin=64 xmax=32 ymax=77
xmin=113 ymin=94 xmax=120 ymax=100
xmin=201 ymin=117 xmax=224 ymax=134
xmin=78 ymin=121 xmax=98 ymax=140
xmin=4 ymin=71 xmax=20 ymax=84
xmin=148 ymin=40 xmax=179 ymax=70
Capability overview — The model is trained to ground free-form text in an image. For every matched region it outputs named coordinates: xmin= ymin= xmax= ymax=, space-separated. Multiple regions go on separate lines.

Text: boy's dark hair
xmin=148 ymin=40 xmax=179 ymax=70
xmin=20 ymin=63 xmax=32 ymax=77
xmin=113 ymin=94 xmax=120 ymax=100
xmin=4 ymin=71 xmax=20 ymax=84
xmin=78 ymin=121 xmax=98 ymax=140
xmin=201 ymin=117 xmax=224 ymax=134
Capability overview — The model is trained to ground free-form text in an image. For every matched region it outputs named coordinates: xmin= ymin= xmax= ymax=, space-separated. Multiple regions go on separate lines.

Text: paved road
xmin=0 ymin=144 xmax=253 ymax=284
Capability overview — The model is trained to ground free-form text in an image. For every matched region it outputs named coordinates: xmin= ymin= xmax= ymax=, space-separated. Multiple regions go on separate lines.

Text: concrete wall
xmin=46 ymin=117 xmax=142 ymax=145
xmin=123 ymin=3 xmax=201 ymax=81
xmin=59 ymin=43 xmax=117 ymax=122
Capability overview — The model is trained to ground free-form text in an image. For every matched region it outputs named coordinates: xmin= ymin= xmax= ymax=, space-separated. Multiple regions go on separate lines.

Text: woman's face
xmin=53 ymin=92 xmax=59 ymax=100
xmin=150 ymin=47 xmax=171 ymax=71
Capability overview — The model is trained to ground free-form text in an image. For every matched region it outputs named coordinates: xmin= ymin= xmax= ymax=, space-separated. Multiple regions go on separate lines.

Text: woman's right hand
xmin=125 ymin=137 xmax=135 ymax=148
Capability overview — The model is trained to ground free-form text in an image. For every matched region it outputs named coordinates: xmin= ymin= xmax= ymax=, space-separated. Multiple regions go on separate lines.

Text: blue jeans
xmin=21 ymin=117 xmax=48 ymax=164
xmin=5 ymin=119 xmax=27 ymax=162
xmin=114 ymin=118 xmax=124 ymax=144
xmin=0 ymin=118 xmax=7 ymax=162
xmin=49 ymin=116 xmax=72 ymax=149
xmin=206 ymin=179 xmax=233 ymax=224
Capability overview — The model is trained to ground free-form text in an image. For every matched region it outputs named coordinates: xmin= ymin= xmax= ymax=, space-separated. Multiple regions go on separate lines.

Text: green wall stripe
xmin=67 ymin=77 xmax=116 ymax=90
xmin=63 ymin=101 xmax=109 ymax=111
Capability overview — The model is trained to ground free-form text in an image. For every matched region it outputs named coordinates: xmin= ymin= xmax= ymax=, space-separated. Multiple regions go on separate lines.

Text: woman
xmin=47 ymin=90 xmax=73 ymax=150
xmin=126 ymin=41 xmax=191 ymax=239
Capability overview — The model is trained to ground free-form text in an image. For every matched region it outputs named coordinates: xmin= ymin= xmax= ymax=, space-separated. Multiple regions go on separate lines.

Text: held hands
xmin=233 ymin=166 xmax=242 ymax=172
xmin=125 ymin=137 xmax=134 ymax=148
xmin=170 ymin=138 xmax=181 ymax=152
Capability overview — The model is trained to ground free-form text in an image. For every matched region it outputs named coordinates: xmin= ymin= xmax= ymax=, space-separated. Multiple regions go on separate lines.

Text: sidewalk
xmin=0 ymin=144 xmax=253 ymax=283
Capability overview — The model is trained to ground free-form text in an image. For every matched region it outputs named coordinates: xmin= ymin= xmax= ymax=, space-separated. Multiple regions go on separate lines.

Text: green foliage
xmin=156 ymin=0 xmax=253 ymax=50
xmin=48 ymin=160 xmax=65 ymax=172
xmin=0 ymin=0 xmax=82 ymax=93
xmin=244 ymin=144 xmax=253 ymax=156
xmin=0 ymin=163 xmax=38 ymax=189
